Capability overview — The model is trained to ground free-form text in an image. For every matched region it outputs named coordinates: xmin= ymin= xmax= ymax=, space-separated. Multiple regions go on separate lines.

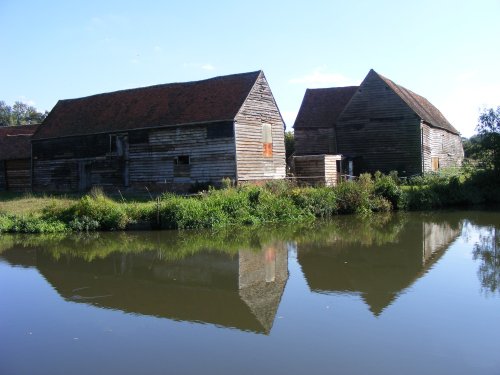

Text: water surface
xmin=1 ymin=211 xmax=499 ymax=374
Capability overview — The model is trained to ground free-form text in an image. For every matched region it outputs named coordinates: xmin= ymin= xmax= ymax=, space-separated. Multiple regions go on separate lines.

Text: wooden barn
xmin=0 ymin=124 xmax=39 ymax=192
xmin=31 ymin=71 xmax=286 ymax=193
xmin=293 ymin=69 xmax=464 ymax=177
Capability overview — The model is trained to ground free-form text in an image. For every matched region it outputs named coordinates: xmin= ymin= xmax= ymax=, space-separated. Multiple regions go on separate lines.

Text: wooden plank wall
xmin=293 ymin=155 xmax=341 ymax=186
xmin=128 ymin=125 xmax=236 ymax=188
xmin=0 ymin=161 xmax=6 ymax=191
xmin=422 ymin=123 xmax=463 ymax=172
xmin=235 ymin=72 xmax=286 ymax=181
xmin=33 ymin=123 xmax=237 ymax=192
xmin=336 ymin=72 xmax=422 ymax=176
xmin=294 ymin=127 xmax=336 ymax=156
xmin=5 ymin=159 xmax=31 ymax=192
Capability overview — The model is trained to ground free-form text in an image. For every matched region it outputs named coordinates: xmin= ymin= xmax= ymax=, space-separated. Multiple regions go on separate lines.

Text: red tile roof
xmin=374 ymin=70 xmax=460 ymax=135
xmin=33 ymin=71 xmax=262 ymax=140
xmin=293 ymin=86 xmax=358 ymax=129
xmin=0 ymin=124 xmax=39 ymax=160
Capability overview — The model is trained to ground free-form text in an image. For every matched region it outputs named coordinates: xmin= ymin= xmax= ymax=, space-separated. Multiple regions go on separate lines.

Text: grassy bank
xmin=0 ymin=168 xmax=498 ymax=234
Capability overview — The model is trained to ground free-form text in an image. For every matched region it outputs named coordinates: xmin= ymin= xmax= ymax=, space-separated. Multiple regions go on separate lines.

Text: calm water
xmin=0 ymin=211 xmax=499 ymax=375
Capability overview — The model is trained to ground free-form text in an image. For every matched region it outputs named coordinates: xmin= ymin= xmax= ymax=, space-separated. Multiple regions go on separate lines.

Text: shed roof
xmin=293 ymin=86 xmax=358 ymax=129
xmin=33 ymin=71 xmax=262 ymax=140
xmin=373 ymin=70 xmax=460 ymax=135
xmin=0 ymin=124 xmax=39 ymax=160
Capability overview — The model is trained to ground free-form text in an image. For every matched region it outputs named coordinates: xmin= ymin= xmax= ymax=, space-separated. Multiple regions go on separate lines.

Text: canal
xmin=0 ymin=211 xmax=499 ymax=374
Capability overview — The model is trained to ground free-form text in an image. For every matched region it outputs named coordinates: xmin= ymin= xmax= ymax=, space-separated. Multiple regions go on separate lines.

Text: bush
xmin=336 ymin=180 xmax=372 ymax=215
xmin=404 ymin=186 xmax=441 ymax=210
xmin=288 ymin=187 xmax=338 ymax=218
xmin=374 ymin=172 xmax=403 ymax=209
xmin=1 ymin=215 xmax=67 ymax=233
xmin=0 ymin=215 xmax=14 ymax=232
xmin=72 ymin=191 xmax=129 ymax=230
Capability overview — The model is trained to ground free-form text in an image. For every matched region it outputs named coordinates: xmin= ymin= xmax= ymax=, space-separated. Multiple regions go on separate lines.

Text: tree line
xmin=463 ymin=106 xmax=500 ymax=172
xmin=0 ymin=100 xmax=48 ymax=126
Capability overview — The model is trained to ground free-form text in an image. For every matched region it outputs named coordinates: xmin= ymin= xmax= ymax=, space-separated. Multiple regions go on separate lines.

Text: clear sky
xmin=1 ymin=0 xmax=499 ymax=137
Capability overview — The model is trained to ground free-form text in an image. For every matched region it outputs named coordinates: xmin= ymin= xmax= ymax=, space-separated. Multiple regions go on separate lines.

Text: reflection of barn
xmin=0 ymin=243 xmax=288 ymax=334
xmin=297 ymin=216 xmax=461 ymax=316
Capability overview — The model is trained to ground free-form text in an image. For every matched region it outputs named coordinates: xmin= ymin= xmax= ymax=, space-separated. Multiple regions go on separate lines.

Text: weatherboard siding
xmin=336 ymin=72 xmax=422 ymax=176
xmin=294 ymin=127 xmax=336 ymax=156
xmin=0 ymin=161 xmax=6 ymax=191
xmin=235 ymin=73 xmax=286 ymax=181
xmin=32 ymin=124 xmax=237 ymax=192
xmin=128 ymin=125 xmax=236 ymax=187
xmin=293 ymin=154 xmax=341 ymax=186
xmin=422 ymin=123 xmax=464 ymax=172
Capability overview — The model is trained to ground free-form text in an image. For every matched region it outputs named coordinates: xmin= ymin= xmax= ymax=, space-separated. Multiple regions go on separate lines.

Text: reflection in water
xmin=297 ymin=214 xmax=462 ymax=315
xmin=1 ymin=212 xmax=499 ymax=375
xmin=472 ymin=226 xmax=500 ymax=296
xmin=0 ymin=232 xmax=288 ymax=334
xmin=0 ymin=212 xmax=471 ymax=327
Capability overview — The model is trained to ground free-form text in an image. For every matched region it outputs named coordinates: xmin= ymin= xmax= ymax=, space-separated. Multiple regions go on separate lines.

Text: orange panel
xmin=263 ymin=143 xmax=273 ymax=157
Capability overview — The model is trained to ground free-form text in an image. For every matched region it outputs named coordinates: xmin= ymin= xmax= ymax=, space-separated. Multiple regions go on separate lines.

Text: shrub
xmin=404 ymin=186 xmax=441 ymax=210
xmin=72 ymin=192 xmax=129 ymax=230
xmin=0 ymin=215 xmax=14 ymax=233
xmin=3 ymin=215 xmax=67 ymax=233
xmin=288 ymin=187 xmax=338 ymax=218
xmin=336 ymin=180 xmax=371 ymax=215
xmin=374 ymin=172 xmax=403 ymax=209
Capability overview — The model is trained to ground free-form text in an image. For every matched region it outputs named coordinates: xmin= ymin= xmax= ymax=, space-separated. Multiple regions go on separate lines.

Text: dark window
xmin=174 ymin=155 xmax=190 ymax=177
xmin=174 ymin=155 xmax=190 ymax=165
xmin=129 ymin=130 xmax=149 ymax=144
xmin=207 ymin=122 xmax=234 ymax=139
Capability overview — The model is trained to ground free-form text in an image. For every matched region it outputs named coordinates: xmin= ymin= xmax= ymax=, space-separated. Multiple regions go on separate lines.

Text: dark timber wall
xmin=294 ymin=127 xmax=336 ymax=156
xmin=336 ymin=72 xmax=422 ymax=176
xmin=234 ymin=72 xmax=286 ymax=181
xmin=0 ymin=161 xmax=6 ymax=191
xmin=33 ymin=122 xmax=236 ymax=193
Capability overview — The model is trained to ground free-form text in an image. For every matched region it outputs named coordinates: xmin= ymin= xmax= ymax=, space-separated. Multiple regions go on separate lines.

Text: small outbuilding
xmin=293 ymin=69 xmax=464 ymax=177
xmin=0 ymin=124 xmax=39 ymax=192
xmin=32 ymin=71 xmax=286 ymax=192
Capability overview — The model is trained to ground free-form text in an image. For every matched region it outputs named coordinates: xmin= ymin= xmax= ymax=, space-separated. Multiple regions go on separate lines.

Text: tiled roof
xmin=0 ymin=124 xmax=39 ymax=160
xmin=33 ymin=71 xmax=262 ymax=140
xmin=374 ymin=70 xmax=460 ymax=135
xmin=293 ymin=86 xmax=358 ymax=129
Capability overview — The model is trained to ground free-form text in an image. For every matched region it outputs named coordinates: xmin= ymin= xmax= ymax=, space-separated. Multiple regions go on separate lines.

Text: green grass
xmin=1 ymin=167 xmax=498 ymax=234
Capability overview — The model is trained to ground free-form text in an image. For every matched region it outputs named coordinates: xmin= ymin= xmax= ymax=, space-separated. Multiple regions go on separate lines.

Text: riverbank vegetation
xmin=0 ymin=165 xmax=499 ymax=234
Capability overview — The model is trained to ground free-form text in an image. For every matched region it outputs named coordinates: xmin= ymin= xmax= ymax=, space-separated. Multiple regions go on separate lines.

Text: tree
xmin=476 ymin=106 xmax=500 ymax=171
xmin=0 ymin=100 xmax=47 ymax=126
xmin=0 ymin=101 xmax=12 ymax=126
xmin=285 ymin=130 xmax=295 ymax=160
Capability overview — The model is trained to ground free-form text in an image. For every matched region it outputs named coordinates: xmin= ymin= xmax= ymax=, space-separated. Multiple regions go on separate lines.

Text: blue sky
xmin=1 ymin=0 xmax=499 ymax=137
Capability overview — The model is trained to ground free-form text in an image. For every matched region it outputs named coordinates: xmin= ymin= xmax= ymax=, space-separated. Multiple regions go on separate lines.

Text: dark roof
xmin=33 ymin=71 xmax=262 ymax=140
xmin=0 ymin=124 xmax=39 ymax=160
xmin=373 ymin=70 xmax=460 ymax=135
xmin=293 ymin=86 xmax=358 ymax=129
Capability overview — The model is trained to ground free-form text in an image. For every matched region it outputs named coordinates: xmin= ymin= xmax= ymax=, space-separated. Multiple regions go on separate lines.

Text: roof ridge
xmin=62 ymin=70 xmax=262 ymax=102
xmin=372 ymin=70 xmax=459 ymax=135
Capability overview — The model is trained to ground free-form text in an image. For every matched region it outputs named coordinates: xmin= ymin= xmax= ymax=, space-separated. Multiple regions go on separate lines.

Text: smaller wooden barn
xmin=32 ymin=71 xmax=286 ymax=193
xmin=293 ymin=69 xmax=464 ymax=178
xmin=0 ymin=124 xmax=39 ymax=192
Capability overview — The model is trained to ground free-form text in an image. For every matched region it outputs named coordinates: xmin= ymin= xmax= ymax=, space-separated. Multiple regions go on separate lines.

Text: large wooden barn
xmin=293 ymin=69 xmax=464 ymax=177
xmin=0 ymin=124 xmax=39 ymax=192
xmin=31 ymin=71 xmax=286 ymax=192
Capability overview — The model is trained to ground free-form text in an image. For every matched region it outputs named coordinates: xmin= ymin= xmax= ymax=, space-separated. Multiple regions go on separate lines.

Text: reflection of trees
xmin=472 ymin=227 xmax=500 ymax=296
xmin=0 ymin=215 xmax=408 ymax=263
